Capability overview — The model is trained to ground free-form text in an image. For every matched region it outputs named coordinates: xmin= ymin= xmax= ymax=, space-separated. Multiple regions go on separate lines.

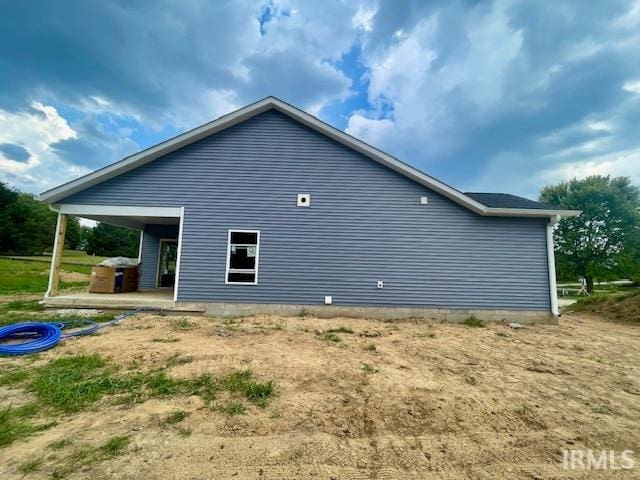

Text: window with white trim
xmin=225 ymin=230 xmax=260 ymax=284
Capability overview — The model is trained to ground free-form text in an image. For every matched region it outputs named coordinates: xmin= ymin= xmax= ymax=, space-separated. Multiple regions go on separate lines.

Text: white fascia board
xmin=57 ymin=204 xmax=183 ymax=217
xmin=483 ymin=208 xmax=582 ymax=218
xmin=38 ymin=96 xmax=580 ymax=219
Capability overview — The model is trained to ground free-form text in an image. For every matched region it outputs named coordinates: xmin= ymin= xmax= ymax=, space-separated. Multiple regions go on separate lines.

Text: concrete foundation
xmin=186 ymin=302 xmax=557 ymax=325
xmin=44 ymin=292 xmax=556 ymax=324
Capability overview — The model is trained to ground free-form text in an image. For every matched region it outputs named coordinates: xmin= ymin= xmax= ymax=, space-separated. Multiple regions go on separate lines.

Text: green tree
xmin=85 ymin=222 xmax=140 ymax=258
xmin=540 ymin=175 xmax=640 ymax=292
xmin=0 ymin=182 xmax=57 ymax=255
xmin=64 ymin=216 xmax=82 ymax=250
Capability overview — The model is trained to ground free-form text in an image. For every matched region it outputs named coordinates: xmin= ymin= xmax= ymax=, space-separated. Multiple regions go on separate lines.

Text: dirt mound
xmin=567 ymin=290 xmax=640 ymax=323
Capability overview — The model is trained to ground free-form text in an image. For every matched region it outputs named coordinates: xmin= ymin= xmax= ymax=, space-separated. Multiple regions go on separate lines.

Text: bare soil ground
xmin=1 ymin=312 xmax=639 ymax=479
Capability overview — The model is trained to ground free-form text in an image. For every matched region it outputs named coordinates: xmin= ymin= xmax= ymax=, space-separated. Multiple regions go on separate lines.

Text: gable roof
xmin=39 ymin=96 xmax=579 ymax=218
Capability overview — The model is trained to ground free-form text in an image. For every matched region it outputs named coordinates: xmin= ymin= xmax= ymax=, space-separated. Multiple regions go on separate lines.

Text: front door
xmin=157 ymin=239 xmax=178 ymax=288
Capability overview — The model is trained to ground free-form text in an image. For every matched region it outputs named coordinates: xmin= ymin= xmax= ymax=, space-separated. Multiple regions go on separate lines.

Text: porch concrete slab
xmin=43 ymin=290 xmax=203 ymax=313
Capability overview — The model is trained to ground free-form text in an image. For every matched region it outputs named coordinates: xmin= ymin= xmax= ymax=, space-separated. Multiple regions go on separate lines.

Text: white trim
xmin=484 ymin=207 xmax=580 ymax=217
xmin=45 ymin=212 xmax=64 ymax=298
xmin=225 ymin=229 xmax=260 ymax=285
xmin=137 ymin=230 xmax=144 ymax=263
xmin=156 ymin=238 xmax=178 ymax=289
xmin=57 ymin=204 xmax=182 ymax=218
xmin=38 ymin=97 xmax=580 ymax=219
xmin=546 ymin=215 xmax=560 ymax=316
xmin=173 ymin=207 xmax=185 ymax=302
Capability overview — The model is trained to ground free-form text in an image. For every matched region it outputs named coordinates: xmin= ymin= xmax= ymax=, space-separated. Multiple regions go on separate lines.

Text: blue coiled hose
xmin=0 ymin=308 xmax=161 ymax=355
xmin=0 ymin=323 xmax=62 ymax=355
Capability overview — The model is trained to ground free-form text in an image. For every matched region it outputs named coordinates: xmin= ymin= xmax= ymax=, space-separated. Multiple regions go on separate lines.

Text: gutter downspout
xmin=546 ymin=214 xmax=561 ymax=316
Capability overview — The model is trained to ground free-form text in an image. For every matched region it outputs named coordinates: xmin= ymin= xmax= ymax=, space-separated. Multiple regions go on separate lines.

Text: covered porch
xmin=43 ymin=204 xmax=196 ymax=311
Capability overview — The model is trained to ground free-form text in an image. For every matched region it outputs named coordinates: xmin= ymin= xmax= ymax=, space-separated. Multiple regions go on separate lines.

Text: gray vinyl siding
xmin=61 ymin=110 xmax=551 ymax=311
xmin=139 ymin=224 xmax=179 ymax=289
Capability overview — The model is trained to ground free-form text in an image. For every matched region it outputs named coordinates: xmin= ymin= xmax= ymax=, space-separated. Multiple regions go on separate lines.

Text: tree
xmin=540 ymin=175 xmax=640 ymax=292
xmin=0 ymin=182 xmax=57 ymax=255
xmin=64 ymin=217 xmax=82 ymax=251
xmin=85 ymin=222 xmax=141 ymax=258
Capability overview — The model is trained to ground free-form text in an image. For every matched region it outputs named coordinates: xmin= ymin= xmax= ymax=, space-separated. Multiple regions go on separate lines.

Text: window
xmin=225 ymin=230 xmax=260 ymax=284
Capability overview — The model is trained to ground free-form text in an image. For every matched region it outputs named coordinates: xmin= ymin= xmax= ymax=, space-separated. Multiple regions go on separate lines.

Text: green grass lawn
xmin=0 ymin=258 xmax=91 ymax=295
xmin=0 ymin=249 xmax=106 ymax=266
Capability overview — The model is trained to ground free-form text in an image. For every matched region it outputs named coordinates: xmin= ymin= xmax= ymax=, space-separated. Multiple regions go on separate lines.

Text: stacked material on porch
xmin=89 ymin=257 xmax=139 ymax=293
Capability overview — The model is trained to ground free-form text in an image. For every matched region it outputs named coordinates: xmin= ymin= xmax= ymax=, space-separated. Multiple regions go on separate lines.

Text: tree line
xmin=1 ymin=176 xmax=639 ymax=292
xmin=0 ymin=182 xmax=140 ymax=258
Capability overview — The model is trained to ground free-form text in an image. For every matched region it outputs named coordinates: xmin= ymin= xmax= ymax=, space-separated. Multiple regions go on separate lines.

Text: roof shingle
xmin=464 ymin=192 xmax=563 ymax=210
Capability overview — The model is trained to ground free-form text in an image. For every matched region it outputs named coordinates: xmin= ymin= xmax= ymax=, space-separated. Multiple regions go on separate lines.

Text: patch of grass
xmin=361 ymin=363 xmax=379 ymax=374
xmin=18 ymin=456 xmax=44 ymax=474
xmin=162 ymin=410 xmax=189 ymax=425
xmin=223 ymin=400 xmax=246 ymax=416
xmin=0 ymin=258 xmax=91 ymax=295
xmin=182 ymin=373 xmax=219 ymax=406
xmin=221 ymin=318 xmax=241 ymax=332
xmin=100 ymin=435 xmax=130 ymax=457
xmin=176 ymin=426 xmax=192 ymax=437
xmin=462 ymin=315 xmax=485 ymax=328
xmin=1 ymin=355 xmax=276 ymax=448
xmin=171 ymin=318 xmax=197 ymax=330
xmin=0 ymin=404 xmax=53 ymax=447
xmin=591 ymin=405 xmax=613 ymax=415
xmin=2 ymin=299 xmax=44 ymax=312
xmin=326 ymin=326 xmax=354 ymax=334
xmin=30 ymin=353 xmax=111 ymax=412
xmin=224 ymin=369 xmax=276 ymax=407
xmin=150 ymin=337 xmax=180 ymax=343
xmin=318 ymin=332 xmax=341 ymax=343
xmin=0 ymin=368 xmax=30 ymax=386
xmin=50 ymin=435 xmax=130 ymax=478
xmin=298 ymin=308 xmax=309 ymax=318
xmin=364 ymin=342 xmax=377 ymax=352
xmin=566 ymin=289 xmax=640 ymax=324
xmin=496 ymin=331 xmax=509 ymax=338
xmin=145 ymin=372 xmax=182 ymax=396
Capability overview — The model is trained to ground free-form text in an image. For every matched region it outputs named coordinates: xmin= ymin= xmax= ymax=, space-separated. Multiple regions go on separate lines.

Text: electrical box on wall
xmin=297 ymin=193 xmax=311 ymax=207
xmin=324 ymin=295 xmax=332 ymax=305
xmin=377 ymin=280 xmax=384 ymax=289
xmin=420 ymin=196 xmax=428 ymax=205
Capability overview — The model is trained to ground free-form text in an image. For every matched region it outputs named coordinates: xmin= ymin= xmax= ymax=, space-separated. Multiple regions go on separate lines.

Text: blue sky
xmin=1 ymin=0 xmax=640 ymax=199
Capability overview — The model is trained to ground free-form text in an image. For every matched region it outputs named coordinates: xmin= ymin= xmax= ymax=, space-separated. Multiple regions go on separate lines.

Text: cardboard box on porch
xmin=89 ymin=266 xmax=138 ymax=293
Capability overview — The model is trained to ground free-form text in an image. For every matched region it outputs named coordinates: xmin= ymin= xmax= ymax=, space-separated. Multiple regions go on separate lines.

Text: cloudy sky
xmin=1 ymin=0 xmax=640 ymax=199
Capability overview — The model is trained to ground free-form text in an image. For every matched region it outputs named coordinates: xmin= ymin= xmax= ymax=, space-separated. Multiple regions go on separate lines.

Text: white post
xmin=45 ymin=212 xmax=67 ymax=298
xmin=173 ymin=207 xmax=185 ymax=303
xmin=546 ymin=215 xmax=560 ymax=316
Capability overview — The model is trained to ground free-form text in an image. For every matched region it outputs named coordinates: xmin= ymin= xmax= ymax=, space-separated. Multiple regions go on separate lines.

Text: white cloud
xmin=349 ymin=1 xmax=524 ymax=162
xmin=539 ymin=148 xmax=640 ymax=185
xmin=623 ymin=79 xmax=640 ymax=94
xmin=0 ymin=103 xmax=85 ymax=190
xmin=353 ymin=3 xmax=377 ymax=32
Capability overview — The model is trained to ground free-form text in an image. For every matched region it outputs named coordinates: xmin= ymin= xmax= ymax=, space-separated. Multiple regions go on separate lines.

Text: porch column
xmin=45 ymin=212 xmax=67 ymax=298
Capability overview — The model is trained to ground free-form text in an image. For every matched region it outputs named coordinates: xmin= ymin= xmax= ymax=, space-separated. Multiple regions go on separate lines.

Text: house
xmin=39 ymin=97 xmax=578 ymax=322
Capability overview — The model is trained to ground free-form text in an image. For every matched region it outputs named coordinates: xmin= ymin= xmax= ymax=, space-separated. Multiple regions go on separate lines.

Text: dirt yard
xmin=1 ymin=311 xmax=639 ymax=479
